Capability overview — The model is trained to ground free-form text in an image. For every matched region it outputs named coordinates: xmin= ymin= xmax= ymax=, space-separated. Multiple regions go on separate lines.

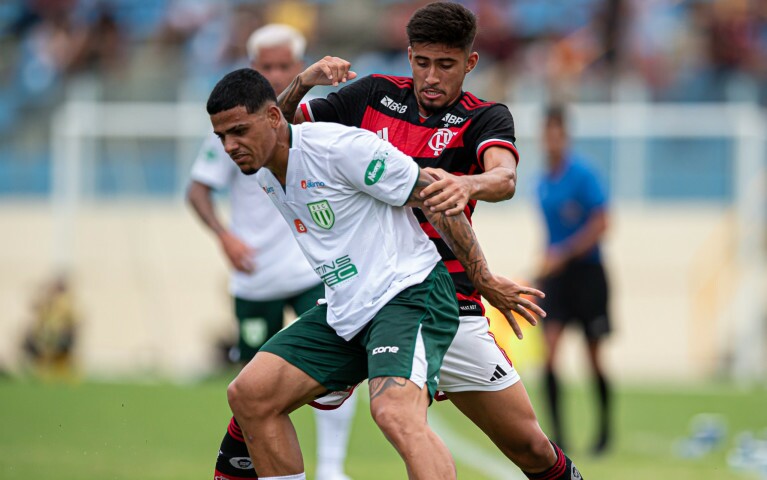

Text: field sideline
xmin=1 ymin=375 xmax=764 ymax=479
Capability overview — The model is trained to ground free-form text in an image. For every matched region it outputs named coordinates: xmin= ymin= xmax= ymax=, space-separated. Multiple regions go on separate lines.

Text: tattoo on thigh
xmin=369 ymin=377 xmax=408 ymax=401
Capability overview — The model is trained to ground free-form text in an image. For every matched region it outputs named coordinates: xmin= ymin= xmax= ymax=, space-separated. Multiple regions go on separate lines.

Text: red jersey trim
xmin=300 ymin=102 xmax=314 ymax=122
xmin=485 ymin=317 xmax=514 ymax=367
xmin=477 ymin=139 xmax=520 ymax=168
xmin=461 ymin=92 xmax=493 ymax=111
xmin=371 ymin=74 xmax=413 ymax=89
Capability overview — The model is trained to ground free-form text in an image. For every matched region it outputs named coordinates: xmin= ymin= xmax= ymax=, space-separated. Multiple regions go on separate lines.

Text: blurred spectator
xmin=22 ymin=273 xmax=81 ymax=380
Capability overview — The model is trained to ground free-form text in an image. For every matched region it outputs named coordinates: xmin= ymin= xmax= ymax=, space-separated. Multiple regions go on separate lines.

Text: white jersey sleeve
xmin=331 ymin=129 xmax=419 ymax=207
xmin=190 ymin=133 xmax=237 ymax=190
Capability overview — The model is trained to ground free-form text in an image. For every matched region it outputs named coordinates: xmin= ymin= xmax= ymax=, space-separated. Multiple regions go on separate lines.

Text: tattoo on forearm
xmin=277 ymin=76 xmax=309 ymax=122
xmin=369 ymin=377 xmax=408 ymax=401
xmin=425 ymin=207 xmax=491 ymax=287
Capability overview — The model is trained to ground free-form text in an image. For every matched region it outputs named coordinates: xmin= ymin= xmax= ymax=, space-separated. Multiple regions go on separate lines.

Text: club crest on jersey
xmin=380 ymin=95 xmax=408 ymax=114
xmin=365 ymin=151 xmax=388 ymax=185
xmin=428 ymin=128 xmax=454 ymax=156
xmin=307 ymin=200 xmax=335 ymax=229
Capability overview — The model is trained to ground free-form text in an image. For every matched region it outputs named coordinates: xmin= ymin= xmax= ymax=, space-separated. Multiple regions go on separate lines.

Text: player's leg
xmin=543 ymin=318 xmax=567 ymax=449
xmin=214 ymin=297 xmax=290 ymax=480
xmin=586 ymin=338 xmax=610 ymax=455
xmin=439 ymin=315 xmax=584 ymax=479
xmin=539 ymin=268 xmax=570 ymax=450
xmin=227 ymin=351 xmax=324 ymax=476
xmin=289 ymin=283 xmax=356 ymax=480
xmin=364 ymin=264 xmax=460 ymax=479
xmin=229 ymin=303 xmax=368 ymax=479
xmin=578 ymin=262 xmax=612 ymax=455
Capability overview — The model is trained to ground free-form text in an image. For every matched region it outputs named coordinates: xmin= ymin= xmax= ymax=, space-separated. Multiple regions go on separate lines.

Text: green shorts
xmin=234 ymin=283 xmax=325 ymax=362
xmin=261 ymin=263 xmax=459 ymax=399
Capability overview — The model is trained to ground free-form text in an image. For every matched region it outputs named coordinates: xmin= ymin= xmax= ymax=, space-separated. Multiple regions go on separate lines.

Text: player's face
xmin=251 ymin=45 xmax=304 ymax=96
xmin=211 ymin=105 xmax=279 ymax=175
xmin=544 ymin=120 xmax=568 ymax=166
xmin=408 ymin=42 xmax=478 ymax=116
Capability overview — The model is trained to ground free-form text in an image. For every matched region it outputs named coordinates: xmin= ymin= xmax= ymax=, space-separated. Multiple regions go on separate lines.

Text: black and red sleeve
xmin=467 ymin=104 xmax=520 ymax=170
xmin=301 ymin=76 xmax=375 ymax=127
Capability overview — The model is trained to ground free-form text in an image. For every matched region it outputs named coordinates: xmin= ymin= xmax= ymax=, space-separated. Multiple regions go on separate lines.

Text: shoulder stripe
xmin=460 ymin=92 xmax=494 ymax=110
xmin=371 ymin=74 xmax=413 ymax=89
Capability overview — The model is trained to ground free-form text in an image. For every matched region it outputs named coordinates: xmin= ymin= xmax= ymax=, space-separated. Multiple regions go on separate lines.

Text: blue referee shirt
xmin=537 ymin=153 xmax=607 ymax=263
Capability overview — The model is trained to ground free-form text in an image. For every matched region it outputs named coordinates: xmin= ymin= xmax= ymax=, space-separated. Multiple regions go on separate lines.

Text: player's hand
xmin=420 ymin=168 xmax=472 ymax=216
xmin=299 ymin=56 xmax=357 ymax=87
xmin=479 ymin=275 xmax=546 ymax=340
xmin=219 ymin=231 xmax=255 ymax=273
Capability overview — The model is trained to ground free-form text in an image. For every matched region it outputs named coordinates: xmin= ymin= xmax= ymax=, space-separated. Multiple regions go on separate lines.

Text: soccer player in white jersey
xmin=207 ymin=68 xmax=547 ymax=480
xmin=187 ymin=24 xmax=354 ymax=480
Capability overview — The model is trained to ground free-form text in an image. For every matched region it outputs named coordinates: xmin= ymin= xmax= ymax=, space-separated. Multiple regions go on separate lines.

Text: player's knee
xmin=227 ymin=376 xmax=270 ymax=421
xmin=510 ymin=430 xmax=556 ymax=470
xmin=370 ymin=400 xmax=417 ymax=441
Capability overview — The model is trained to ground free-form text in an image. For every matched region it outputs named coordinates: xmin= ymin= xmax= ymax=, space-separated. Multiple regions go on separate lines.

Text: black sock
xmin=213 ymin=417 xmax=258 ymax=479
xmin=523 ymin=441 xmax=583 ymax=479
xmin=593 ymin=372 xmax=611 ymax=454
xmin=545 ymin=368 xmax=565 ymax=449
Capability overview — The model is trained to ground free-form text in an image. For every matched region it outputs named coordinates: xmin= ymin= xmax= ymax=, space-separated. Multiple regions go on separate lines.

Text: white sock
xmin=315 ymin=396 xmax=357 ymax=479
xmin=259 ymin=474 xmax=306 ymax=480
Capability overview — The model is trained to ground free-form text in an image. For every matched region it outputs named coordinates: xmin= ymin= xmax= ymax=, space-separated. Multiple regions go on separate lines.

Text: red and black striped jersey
xmin=302 ymin=74 xmax=519 ymax=315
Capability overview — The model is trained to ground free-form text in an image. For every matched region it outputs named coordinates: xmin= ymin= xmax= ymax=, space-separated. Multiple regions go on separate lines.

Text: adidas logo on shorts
xmin=489 ymin=365 xmax=507 ymax=382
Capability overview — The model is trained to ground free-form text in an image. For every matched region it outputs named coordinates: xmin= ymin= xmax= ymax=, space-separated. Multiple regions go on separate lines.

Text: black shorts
xmin=539 ymin=261 xmax=611 ymax=340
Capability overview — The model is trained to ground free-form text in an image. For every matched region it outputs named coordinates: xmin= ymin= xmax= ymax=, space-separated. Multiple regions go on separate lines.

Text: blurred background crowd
xmin=1 ymin=0 xmax=766 ymax=197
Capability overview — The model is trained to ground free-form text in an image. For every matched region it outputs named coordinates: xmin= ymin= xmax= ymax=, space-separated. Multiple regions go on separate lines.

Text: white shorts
xmin=437 ymin=315 xmax=520 ymax=395
xmin=311 ymin=315 xmax=520 ymax=408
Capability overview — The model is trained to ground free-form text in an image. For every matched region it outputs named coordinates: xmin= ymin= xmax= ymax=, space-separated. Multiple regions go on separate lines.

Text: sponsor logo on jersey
xmin=572 ymin=465 xmax=582 ymax=479
xmin=372 ymin=346 xmax=400 ymax=355
xmin=307 ymin=200 xmax=335 ymax=229
xmin=262 ymin=186 xmax=275 ymax=194
xmin=229 ymin=457 xmax=254 ymax=470
xmin=380 ymin=95 xmax=408 ymax=114
xmin=428 ymin=128 xmax=454 ymax=156
xmin=206 ymin=148 xmax=218 ymax=162
xmin=315 ymin=254 xmax=359 ymax=287
xmin=441 ymin=113 xmax=465 ymax=126
xmin=294 ymin=219 xmax=307 ymax=233
xmin=365 ymin=151 xmax=388 ymax=185
xmin=301 ymin=179 xmax=326 ymax=189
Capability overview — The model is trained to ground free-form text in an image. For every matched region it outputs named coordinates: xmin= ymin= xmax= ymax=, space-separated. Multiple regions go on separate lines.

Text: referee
xmin=536 ymin=104 xmax=612 ymax=456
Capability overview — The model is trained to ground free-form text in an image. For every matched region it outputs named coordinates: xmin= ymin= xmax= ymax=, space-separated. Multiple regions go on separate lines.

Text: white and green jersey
xmin=256 ymin=122 xmax=441 ymax=340
xmin=191 ymin=133 xmax=320 ymax=301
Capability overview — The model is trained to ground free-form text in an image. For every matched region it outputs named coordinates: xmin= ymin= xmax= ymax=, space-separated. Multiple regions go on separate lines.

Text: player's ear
xmin=466 ymin=52 xmax=478 ymax=73
xmin=267 ymin=104 xmax=282 ymax=126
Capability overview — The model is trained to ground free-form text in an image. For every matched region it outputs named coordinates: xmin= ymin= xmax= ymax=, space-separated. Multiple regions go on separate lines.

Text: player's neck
xmin=265 ymin=122 xmax=291 ymax=185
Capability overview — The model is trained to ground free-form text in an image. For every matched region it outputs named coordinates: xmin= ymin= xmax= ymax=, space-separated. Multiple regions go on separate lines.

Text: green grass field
xmin=1 ymin=374 xmax=765 ymax=479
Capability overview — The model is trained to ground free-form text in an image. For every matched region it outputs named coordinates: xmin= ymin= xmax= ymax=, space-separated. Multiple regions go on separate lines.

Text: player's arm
xmin=420 ymin=146 xmax=517 ymax=216
xmin=406 ymin=170 xmax=545 ymax=339
xmin=540 ymin=209 xmax=608 ymax=278
xmin=186 ymin=181 xmax=254 ymax=273
xmin=277 ymin=56 xmax=357 ymax=124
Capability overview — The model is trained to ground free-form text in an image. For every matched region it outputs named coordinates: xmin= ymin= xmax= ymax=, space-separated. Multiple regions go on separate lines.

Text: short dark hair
xmin=545 ymin=104 xmax=568 ymax=128
xmin=406 ymin=2 xmax=477 ymax=51
xmin=206 ymin=68 xmax=276 ymax=116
